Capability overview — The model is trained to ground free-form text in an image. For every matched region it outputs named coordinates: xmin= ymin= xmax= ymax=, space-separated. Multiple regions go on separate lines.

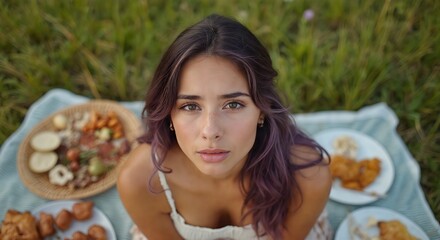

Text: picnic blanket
xmin=1 ymin=88 xmax=439 ymax=239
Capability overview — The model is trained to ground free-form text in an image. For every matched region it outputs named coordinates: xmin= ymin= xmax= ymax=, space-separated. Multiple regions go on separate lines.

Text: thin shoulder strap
xmin=157 ymin=171 xmax=177 ymax=213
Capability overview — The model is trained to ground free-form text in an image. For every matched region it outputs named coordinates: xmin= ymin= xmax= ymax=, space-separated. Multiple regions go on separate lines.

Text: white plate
xmin=335 ymin=207 xmax=429 ymax=240
xmin=32 ymin=200 xmax=116 ymax=240
xmin=314 ymin=128 xmax=394 ymax=205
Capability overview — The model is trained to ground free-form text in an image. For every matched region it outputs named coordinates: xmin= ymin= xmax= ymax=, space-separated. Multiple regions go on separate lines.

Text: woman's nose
xmin=201 ymin=112 xmax=222 ymax=141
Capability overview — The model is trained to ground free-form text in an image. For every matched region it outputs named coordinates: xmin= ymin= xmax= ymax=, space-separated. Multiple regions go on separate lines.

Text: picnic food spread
xmin=28 ymin=110 xmax=131 ymax=189
xmin=1 ymin=94 xmax=436 ymax=239
xmin=0 ymin=201 xmax=108 ymax=240
xmin=15 ymin=100 xmax=142 ymax=200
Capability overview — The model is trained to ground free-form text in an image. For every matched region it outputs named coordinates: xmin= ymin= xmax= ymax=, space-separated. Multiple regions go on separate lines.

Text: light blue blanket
xmin=1 ymin=89 xmax=439 ymax=239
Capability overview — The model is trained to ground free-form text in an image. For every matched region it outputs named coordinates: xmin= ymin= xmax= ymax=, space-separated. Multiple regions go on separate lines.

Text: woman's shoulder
xmin=290 ymin=144 xmax=332 ymax=193
xmin=119 ymin=143 xmax=154 ymax=175
xmin=117 ymin=144 xmax=182 ymax=238
xmin=117 ymin=142 xmax=172 ymax=212
xmin=117 ymin=143 xmax=161 ymax=195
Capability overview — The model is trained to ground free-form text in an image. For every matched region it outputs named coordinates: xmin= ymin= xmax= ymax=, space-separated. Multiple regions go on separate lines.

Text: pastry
xmin=55 ymin=209 xmax=73 ymax=231
xmin=71 ymin=231 xmax=88 ymax=240
xmin=88 ymin=224 xmax=107 ymax=240
xmin=72 ymin=201 xmax=94 ymax=220
xmin=0 ymin=209 xmax=40 ymax=240
xmin=37 ymin=211 xmax=55 ymax=237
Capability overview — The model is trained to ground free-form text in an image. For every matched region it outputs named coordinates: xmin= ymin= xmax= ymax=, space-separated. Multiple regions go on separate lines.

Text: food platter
xmin=32 ymin=200 xmax=116 ymax=240
xmin=17 ymin=100 xmax=142 ymax=199
xmin=313 ymin=128 xmax=394 ymax=205
xmin=334 ymin=206 xmax=429 ymax=240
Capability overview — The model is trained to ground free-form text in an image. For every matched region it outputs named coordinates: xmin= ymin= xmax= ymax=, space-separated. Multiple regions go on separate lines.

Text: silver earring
xmin=170 ymin=123 xmax=174 ymax=131
xmin=258 ymin=119 xmax=264 ymax=128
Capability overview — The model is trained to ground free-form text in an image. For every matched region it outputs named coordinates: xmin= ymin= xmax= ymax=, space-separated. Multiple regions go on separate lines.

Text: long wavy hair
xmin=139 ymin=14 xmax=327 ymax=239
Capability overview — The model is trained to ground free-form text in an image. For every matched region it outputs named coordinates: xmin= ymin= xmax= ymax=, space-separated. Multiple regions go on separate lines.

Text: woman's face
xmin=170 ymin=55 xmax=262 ymax=179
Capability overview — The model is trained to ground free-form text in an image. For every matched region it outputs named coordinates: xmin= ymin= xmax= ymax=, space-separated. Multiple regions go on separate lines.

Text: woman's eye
xmin=181 ymin=104 xmax=200 ymax=111
xmin=225 ymin=102 xmax=244 ymax=109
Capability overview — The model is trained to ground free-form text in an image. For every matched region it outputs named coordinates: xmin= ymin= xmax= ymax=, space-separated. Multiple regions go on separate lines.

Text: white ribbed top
xmin=158 ymin=171 xmax=264 ymax=240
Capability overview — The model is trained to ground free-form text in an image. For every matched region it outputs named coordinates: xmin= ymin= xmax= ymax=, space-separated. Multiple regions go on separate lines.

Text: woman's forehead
xmin=177 ymin=55 xmax=250 ymax=95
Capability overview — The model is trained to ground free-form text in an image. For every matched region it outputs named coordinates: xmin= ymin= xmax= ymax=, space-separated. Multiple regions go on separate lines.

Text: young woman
xmin=118 ymin=14 xmax=332 ymax=240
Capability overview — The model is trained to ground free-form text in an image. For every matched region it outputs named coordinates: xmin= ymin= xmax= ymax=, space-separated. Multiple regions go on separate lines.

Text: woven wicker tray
xmin=17 ymin=100 xmax=143 ymax=200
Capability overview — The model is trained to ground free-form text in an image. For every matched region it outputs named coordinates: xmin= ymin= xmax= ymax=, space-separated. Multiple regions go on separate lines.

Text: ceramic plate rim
xmin=313 ymin=128 xmax=395 ymax=205
xmin=334 ymin=206 xmax=429 ymax=240
xmin=31 ymin=200 xmax=116 ymax=240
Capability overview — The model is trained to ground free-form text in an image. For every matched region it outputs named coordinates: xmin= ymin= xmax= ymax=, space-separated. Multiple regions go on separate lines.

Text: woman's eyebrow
xmin=177 ymin=94 xmax=200 ymax=100
xmin=176 ymin=92 xmax=250 ymax=100
xmin=221 ymin=92 xmax=250 ymax=99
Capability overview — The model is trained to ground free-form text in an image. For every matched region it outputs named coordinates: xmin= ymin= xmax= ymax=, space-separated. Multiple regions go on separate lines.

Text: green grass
xmin=0 ymin=0 xmax=439 ymax=220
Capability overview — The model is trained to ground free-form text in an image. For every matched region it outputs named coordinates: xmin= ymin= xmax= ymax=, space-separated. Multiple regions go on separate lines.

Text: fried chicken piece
xmin=37 ymin=211 xmax=55 ymax=237
xmin=341 ymin=180 xmax=363 ymax=190
xmin=71 ymin=231 xmax=88 ymax=240
xmin=55 ymin=209 xmax=73 ymax=231
xmin=329 ymin=155 xmax=348 ymax=178
xmin=0 ymin=222 xmax=21 ymax=240
xmin=359 ymin=168 xmax=379 ymax=187
xmin=0 ymin=209 xmax=40 ymax=240
xmin=330 ymin=154 xmax=382 ymax=191
xmin=341 ymin=161 xmax=361 ymax=182
xmin=378 ymin=220 xmax=417 ymax=240
xmin=330 ymin=155 xmax=360 ymax=181
xmin=358 ymin=158 xmax=381 ymax=188
xmin=72 ymin=201 xmax=94 ymax=221
xmin=360 ymin=157 xmax=381 ymax=172
xmin=87 ymin=224 xmax=107 ymax=240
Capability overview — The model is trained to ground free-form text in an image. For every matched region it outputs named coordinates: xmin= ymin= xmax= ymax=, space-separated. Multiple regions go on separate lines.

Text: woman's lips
xmin=197 ymin=149 xmax=230 ymax=163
